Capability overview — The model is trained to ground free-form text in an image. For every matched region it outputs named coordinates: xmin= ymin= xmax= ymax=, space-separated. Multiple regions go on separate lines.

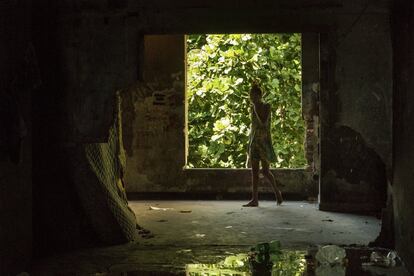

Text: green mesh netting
xmin=76 ymin=91 xmax=137 ymax=244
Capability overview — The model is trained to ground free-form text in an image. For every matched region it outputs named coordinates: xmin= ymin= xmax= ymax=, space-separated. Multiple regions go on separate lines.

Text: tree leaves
xmin=187 ymin=33 xmax=306 ymax=168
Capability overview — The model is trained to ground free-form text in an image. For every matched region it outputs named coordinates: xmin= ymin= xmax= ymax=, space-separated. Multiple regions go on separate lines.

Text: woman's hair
xmin=250 ymin=81 xmax=262 ymax=98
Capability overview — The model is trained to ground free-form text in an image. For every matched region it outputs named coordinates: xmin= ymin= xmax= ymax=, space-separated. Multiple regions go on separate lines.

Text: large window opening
xmin=186 ymin=33 xmax=305 ymax=169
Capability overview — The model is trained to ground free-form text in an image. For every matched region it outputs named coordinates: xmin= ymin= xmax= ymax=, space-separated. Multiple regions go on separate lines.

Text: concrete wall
xmin=119 ymin=0 xmax=392 ymax=212
xmin=122 ymin=35 xmax=186 ymax=192
xmin=32 ymin=1 xmax=138 ymax=257
xmin=391 ymin=0 xmax=414 ymax=272
xmin=32 ymin=2 xmax=101 ymax=258
xmin=120 ymin=34 xmax=316 ymax=196
xmin=0 ymin=1 xmax=33 ymax=274
xmin=1 ymin=1 xmax=400 ymax=271
xmin=318 ymin=7 xmax=392 ymax=213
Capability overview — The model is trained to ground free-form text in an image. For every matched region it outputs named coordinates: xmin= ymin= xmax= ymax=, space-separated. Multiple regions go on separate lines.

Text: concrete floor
xmin=31 ymin=200 xmax=382 ymax=275
xmin=131 ymin=200 xmax=381 ymax=248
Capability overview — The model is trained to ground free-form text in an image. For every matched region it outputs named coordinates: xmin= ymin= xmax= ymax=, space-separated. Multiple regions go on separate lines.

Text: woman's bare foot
xmin=276 ymin=190 xmax=283 ymax=205
xmin=243 ymin=200 xmax=259 ymax=207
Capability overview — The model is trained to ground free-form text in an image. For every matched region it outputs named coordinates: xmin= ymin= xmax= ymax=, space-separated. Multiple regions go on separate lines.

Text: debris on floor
xmin=29 ymin=243 xmax=411 ymax=275
xmin=136 ymin=224 xmax=155 ymax=239
xmin=179 ymin=210 xmax=192 ymax=213
xmin=313 ymin=245 xmax=346 ymax=276
xmin=149 ymin=206 xmax=173 ymax=211
xmin=185 ymin=244 xmax=410 ymax=276
xmin=139 ymin=230 xmax=154 ymax=239
xmin=31 ymin=202 xmax=394 ymax=275
xmin=306 ymin=245 xmax=410 ymax=276
xmin=176 ymin=249 xmax=192 ymax=254
xmin=315 ymin=244 xmax=346 ymax=265
xmin=363 ymin=250 xmax=398 ymax=267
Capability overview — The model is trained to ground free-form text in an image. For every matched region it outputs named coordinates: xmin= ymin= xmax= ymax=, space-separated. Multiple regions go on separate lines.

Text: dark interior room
xmin=1 ymin=0 xmax=414 ymax=275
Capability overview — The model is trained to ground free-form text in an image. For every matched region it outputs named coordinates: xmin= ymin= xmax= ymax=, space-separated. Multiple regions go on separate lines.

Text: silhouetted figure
xmin=244 ymin=82 xmax=283 ymax=207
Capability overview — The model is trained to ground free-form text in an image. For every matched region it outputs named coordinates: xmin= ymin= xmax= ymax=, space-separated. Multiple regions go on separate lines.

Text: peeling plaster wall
xmin=122 ymin=35 xmax=186 ymax=192
xmin=392 ymin=0 xmax=414 ymax=272
xmin=121 ymin=36 xmax=315 ymax=196
xmin=29 ymin=1 xmax=392 ymax=217
xmin=0 ymin=0 xmax=401 ymax=270
xmin=335 ymin=14 xmax=392 ymax=167
xmin=120 ymin=1 xmax=392 ymax=207
xmin=318 ymin=5 xmax=392 ymax=213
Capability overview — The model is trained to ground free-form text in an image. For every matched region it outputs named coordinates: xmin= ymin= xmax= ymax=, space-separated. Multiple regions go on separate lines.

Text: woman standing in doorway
xmin=243 ymin=81 xmax=283 ymax=207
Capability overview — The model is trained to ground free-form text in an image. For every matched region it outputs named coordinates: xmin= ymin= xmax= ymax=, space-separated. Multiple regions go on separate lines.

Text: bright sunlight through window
xmin=186 ymin=34 xmax=305 ymax=169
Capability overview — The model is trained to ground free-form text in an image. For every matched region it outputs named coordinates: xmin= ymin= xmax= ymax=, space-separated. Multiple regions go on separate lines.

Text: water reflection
xmin=186 ymin=250 xmax=306 ymax=276
xmin=184 ymin=247 xmax=409 ymax=276
xmin=94 ymin=247 xmax=409 ymax=276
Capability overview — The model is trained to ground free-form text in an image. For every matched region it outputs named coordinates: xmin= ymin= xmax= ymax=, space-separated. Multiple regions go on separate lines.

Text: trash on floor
xmin=195 ymin=233 xmax=206 ymax=238
xmin=363 ymin=250 xmax=398 ymax=267
xmin=137 ymin=228 xmax=154 ymax=239
xmin=314 ymin=245 xmax=347 ymax=276
xmin=315 ymin=245 xmax=346 ymax=265
xmin=306 ymin=245 xmax=410 ymax=276
xmin=176 ymin=249 xmax=192 ymax=253
xmin=149 ymin=206 xmax=173 ymax=211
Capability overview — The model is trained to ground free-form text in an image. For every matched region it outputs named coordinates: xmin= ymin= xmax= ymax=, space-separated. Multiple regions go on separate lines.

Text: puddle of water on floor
xmin=186 ymin=250 xmax=306 ymax=276
xmin=184 ymin=248 xmax=409 ymax=276
xmin=93 ymin=247 xmax=409 ymax=276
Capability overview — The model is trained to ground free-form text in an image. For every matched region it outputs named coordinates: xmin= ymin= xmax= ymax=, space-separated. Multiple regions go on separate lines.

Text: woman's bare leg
xmin=243 ymin=159 xmax=260 ymax=207
xmin=262 ymin=160 xmax=283 ymax=205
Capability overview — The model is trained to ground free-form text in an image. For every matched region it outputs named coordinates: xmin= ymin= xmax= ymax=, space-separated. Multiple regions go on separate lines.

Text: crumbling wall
xmin=302 ymin=33 xmax=320 ymax=174
xmin=320 ymin=126 xmax=387 ymax=212
xmin=0 ymin=0 xmax=399 ymax=269
xmin=122 ymin=35 xmax=186 ymax=192
xmin=121 ymin=1 xmax=392 ymax=208
xmin=318 ymin=4 xmax=392 ymax=213
xmin=120 ymin=35 xmax=315 ymax=196
xmin=391 ymin=0 xmax=414 ymax=272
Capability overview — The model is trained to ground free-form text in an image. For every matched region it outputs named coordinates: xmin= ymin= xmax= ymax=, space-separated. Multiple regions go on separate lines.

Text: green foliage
xmin=187 ymin=33 xmax=306 ymax=168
